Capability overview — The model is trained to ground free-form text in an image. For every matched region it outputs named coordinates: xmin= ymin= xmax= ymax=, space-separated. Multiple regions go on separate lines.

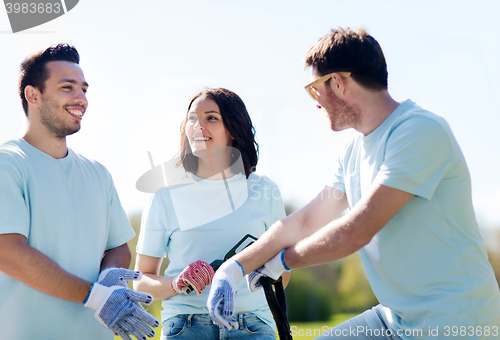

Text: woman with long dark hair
xmin=134 ymin=88 xmax=288 ymax=340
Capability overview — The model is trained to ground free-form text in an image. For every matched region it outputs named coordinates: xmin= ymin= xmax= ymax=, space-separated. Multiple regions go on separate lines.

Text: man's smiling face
xmin=38 ymin=60 xmax=88 ymax=138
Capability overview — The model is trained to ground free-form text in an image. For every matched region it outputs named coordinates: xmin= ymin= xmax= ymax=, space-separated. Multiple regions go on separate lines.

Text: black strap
xmin=260 ymin=276 xmax=293 ymax=340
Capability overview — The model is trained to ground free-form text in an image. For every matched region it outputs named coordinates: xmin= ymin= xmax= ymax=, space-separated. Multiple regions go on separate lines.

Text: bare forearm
xmin=284 ymin=184 xmax=415 ymax=268
xmin=283 ymin=214 xmax=363 ymax=268
xmin=100 ymin=243 xmax=131 ymax=272
xmin=0 ymin=234 xmax=91 ymax=303
xmin=233 ymin=187 xmax=348 ymax=274
xmin=133 ymin=273 xmax=177 ymax=300
xmin=134 ymin=253 xmax=178 ymax=300
xmin=233 ymin=216 xmax=313 ymax=274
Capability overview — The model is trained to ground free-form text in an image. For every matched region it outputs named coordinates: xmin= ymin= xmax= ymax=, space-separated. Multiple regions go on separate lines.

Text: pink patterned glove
xmin=171 ymin=260 xmax=215 ymax=295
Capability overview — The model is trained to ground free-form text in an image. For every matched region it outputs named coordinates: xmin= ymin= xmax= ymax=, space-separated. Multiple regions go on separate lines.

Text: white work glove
xmin=98 ymin=267 xmax=142 ymax=288
xmin=171 ymin=260 xmax=215 ymax=295
xmin=84 ymin=283 xmax=159 ymax=340
xmin=94 ymin=267 xmax=158 ymax=339
xmin=207 ymin=259 xmax=244 ymax=330
xmin=246 ymin=250 xmax=290 ymax=292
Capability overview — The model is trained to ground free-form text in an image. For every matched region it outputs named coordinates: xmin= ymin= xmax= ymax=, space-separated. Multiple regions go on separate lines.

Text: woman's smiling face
xmin=185 ymin=96 xmax=233 ymax=157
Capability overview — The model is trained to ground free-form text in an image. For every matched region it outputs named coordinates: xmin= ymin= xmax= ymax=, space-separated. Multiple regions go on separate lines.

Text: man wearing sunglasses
xmin=208 ymin=27 xmax=500 ymax=339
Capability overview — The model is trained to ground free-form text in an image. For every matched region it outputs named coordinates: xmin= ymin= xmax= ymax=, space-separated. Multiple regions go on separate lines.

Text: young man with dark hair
xmin=207 ymin=28 xmax=500 ymax=339
xmin=0 ymin=44 xmax=159 ymax=340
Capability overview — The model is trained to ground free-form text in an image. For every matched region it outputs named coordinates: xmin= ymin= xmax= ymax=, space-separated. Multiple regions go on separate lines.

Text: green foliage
xmin=285 ymin=266 xmax=338 ymax=322
xmin=337 ymin=252 xmax=378 ymax=313
xmin=285 ymin=255 xmax=377 ymax=322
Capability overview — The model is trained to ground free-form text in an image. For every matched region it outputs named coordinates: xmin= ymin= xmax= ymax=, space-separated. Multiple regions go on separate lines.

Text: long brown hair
xmin=176 ymin=88 xmax=258 ymax=178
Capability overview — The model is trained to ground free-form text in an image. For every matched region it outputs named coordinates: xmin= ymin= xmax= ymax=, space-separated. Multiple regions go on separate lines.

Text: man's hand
xmin=84 ymin=283 xmax=159 ymax=340
xmin=98 ymin=267 xmax=142 ymax=288
xmin=171 ymin=260 xmax=215 ymax=295
xmin=246 ymin=250 xmax=290 ymax=292
xmin=207 ymin=259 xmax=244 ymax=330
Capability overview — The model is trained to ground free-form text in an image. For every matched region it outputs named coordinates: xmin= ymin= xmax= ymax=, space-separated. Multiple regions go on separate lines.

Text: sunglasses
xmin=304 ymin=71 xmax=351 ymax=100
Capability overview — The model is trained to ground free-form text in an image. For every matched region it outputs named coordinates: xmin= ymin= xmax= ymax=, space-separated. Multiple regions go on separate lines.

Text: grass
xmin=114 ymin=310 xmax=356 ymax=340
xmin=288 ymin=314 xmax=357 ymax=340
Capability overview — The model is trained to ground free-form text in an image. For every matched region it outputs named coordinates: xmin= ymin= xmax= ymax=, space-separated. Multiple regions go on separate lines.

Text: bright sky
xmin=1 ymin=0 xmax=500 ymax=228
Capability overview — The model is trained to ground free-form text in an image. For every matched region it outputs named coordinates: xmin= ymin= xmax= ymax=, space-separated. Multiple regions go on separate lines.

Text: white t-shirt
xmin=331 ymin=100 xmax=500 ymax=339
xmin=137 ymin=170 xmax=286 ymax=330
xmin=0 ymin=138 xmax=135 ymax=340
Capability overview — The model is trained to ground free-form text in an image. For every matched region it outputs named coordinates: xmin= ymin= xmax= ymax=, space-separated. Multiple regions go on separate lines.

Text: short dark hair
xmin=304 ymin=27 xmax=388 ymax=91
xmin=18 ymin=43 xmax=80 ymax=116
xmin=176 ymin=88 xmax=259 ymax=178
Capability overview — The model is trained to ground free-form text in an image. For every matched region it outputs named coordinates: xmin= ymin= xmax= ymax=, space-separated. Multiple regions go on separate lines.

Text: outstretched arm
xmin=208 ymin=184 xmax=414 ymax=330
xmin=283 ymin=184 xmax=414 ymax=268
xmin=233 ymin=186 xmax=349 ymax=274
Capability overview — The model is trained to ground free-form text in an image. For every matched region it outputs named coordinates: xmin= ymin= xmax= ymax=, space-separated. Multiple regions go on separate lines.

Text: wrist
xmin=83 ymin=283 xmax=94 ymax=305
xmin=280 ymin=249 xmax=291 ymax=271
xmin=170 ymin=276 xmax=182 ymax=294
xmin=84 ymin=283 xmax=114 ymax=310
xmin=221 ymin=259 xmax=244 ymax=282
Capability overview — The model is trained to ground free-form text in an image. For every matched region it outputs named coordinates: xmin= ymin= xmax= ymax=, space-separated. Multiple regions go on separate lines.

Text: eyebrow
xmin=59 ymin=78 xmax=89 ymax=88
xmin=188 ymin=110 xmax=221 ymax=115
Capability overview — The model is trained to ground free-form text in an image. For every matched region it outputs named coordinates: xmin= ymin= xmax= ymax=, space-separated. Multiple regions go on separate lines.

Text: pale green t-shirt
xmin=0 ymin=139 xmax=135 ymax=340
xmin=137 ymin=171 xmax=286 ymax=331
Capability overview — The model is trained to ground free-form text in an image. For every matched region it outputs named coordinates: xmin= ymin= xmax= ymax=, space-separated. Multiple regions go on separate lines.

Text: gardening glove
xmin=207 ymin=259 xmax=244 ymax=330
xmin=98 ymin=267 xmax=142 ymax=288
xmin=171 ymin=260 xmax=215 ymax=295
xmin=84 ymin=283 xmax=159 ymax=340
xmin=246 ymin=250 xmax=290 ymax=292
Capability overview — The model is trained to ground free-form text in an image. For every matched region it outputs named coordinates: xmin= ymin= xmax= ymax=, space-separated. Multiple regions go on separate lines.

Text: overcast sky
xmin=1 ymin=0 xmax=499 ymax=228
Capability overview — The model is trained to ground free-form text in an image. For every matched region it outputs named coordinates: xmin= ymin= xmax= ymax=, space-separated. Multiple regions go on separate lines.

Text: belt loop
xmin=187 ymin=314 xmax=193 ymax=327
xmin=239 ymin=313 xmax=244 ymax=330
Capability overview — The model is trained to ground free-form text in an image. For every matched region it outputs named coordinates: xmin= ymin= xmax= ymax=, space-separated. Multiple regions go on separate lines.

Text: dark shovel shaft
xmin=260 ymin=276 xmax=293 ymax=340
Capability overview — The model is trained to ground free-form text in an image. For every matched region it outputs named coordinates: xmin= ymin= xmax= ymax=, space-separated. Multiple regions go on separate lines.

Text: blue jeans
xmin=315 ymin=305 xmax=403 ymax=340
xmin=161 ymin=313 xmax=276 ymax=340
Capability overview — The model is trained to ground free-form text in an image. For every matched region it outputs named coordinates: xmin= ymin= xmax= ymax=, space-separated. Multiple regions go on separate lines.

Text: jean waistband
xmin=180 ymin=313 xmax=257 ymax=329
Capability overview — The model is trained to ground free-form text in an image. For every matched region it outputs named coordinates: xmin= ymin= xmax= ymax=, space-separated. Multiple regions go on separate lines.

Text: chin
xmin=191 ymin=148 xmax=208 ymax=158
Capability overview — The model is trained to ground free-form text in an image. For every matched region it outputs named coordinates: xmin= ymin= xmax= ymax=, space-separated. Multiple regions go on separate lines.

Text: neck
xmin=195 ymin=153 xmax=234 ymax=180
xmin=23 ymin=123 xmax=68 ymax=159
xmin=355 ymin=90 xmax=400 ymax=136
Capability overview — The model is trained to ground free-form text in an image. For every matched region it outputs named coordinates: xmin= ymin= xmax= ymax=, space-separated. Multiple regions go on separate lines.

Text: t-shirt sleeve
xmin=328 ymin=148 xmax=347 ymax=193
xmin=0 ymin=155 xmax=30 ymax=237
xmin=105 ymin=173 xmax=135 ymax=250
xmin=136 ymin=194 xmax=170 ymax=258
xmin=270 ymin=183 xmax=286 ymax=225
xmin=374 ymin=117 xmax=455 ymax=200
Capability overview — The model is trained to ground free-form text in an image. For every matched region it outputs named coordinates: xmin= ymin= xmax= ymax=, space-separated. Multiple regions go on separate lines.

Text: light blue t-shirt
xmin=330 ymin=100 xmax=500 ymax=339
xmin=137 ymin=171 xmax=286 ymax=330
xmin=0 ymin=139 xmax=135 ymax=340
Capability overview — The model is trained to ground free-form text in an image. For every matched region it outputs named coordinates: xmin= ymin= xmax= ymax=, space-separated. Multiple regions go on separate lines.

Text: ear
xmin=24 ymin=85 xmax=41 ymax=108
xmin=330 ymin=73 xmax=347 ymax=95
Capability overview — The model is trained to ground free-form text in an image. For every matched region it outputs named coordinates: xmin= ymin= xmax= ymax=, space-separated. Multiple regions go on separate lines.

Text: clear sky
xmin=1 ymin=0 xmax=499 ymax=228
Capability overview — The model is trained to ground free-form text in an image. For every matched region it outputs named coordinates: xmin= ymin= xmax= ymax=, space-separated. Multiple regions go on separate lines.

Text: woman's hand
xmin=171 ymin=260 xmax=215 ymax=295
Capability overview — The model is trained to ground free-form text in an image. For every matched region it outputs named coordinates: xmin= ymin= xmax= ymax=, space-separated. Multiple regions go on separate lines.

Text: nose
xmin=74 ymin=88 xmax=88 ymax=107
xmin=194 ymin=117 xmax=204 ymax=130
